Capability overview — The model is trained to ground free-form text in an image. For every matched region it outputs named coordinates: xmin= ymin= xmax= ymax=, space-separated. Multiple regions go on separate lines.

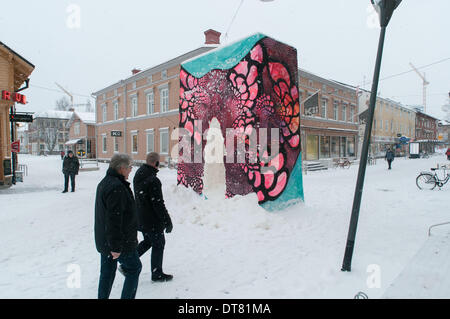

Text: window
xmin=350 ymin=106 xmax=355 ymax=123
xmin=160 ymin=88 xmax=169 ymax=113
xmin=74 ymin=122 xmax=80 ymax=135
xmin=147 ymin=91 xmax=154 ymax=115
xmin=131 ymin=132 xmax=138 ymax=153
xmin=131 ymin=97 xmax=138 ymax=117
xmin=160 ymin=128 xmax=169 ymax=154
xmin=385 ymin=120 xmax=389 ymax=132
xmin=114 ymin=137 xmax=119 ymax=153
xmin=162 ymin=70 xmax=167 ymax=79
xmin=319 ymin=136 xmax=330 ymax=158
xmin=347 ymin=137 xmax=355 ymax=157
xmin=331 ymin=136 xmax=339 ymax=157
xmin=306 ymin=135 xmax=319 ymax=160
xmin=148 ymin=75 xmax=153 ymax=84
xmin=102 ymin=135 xmax=107 ymax=153
xmin=102 ymin=104 xmax=107 ymax=122
xmin=333 ymin=101 xmax=339 ymax=120
xmin=146 ymin=130 xmax=154 ymax=153
xmin=132 ymin=81 xmax=136 ymax=90
xmin=114 ymin=102 xmax=119 ymax=120
xmin=380 ymin=119 xmax=383 ymax=130
xmin=321 ymin=99 xmax=327 ymax=118
xmin=342 ymin=104 xmax=347 ymax=121
xmin=114 ymin=88 xmax=117 ymax=96
xmin=340 ymin=136 xmax=347 ymax=157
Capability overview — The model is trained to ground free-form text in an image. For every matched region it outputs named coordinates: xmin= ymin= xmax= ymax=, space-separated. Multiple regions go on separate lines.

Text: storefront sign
xmin=9 ymin=113 xmax=33 ymax=123
xmin=111 ymin=131 xmax=122 ymax=137
xmin=11 ymin=140 xmax=20 ymax=153
xmin=2 ymin=90 xmax=27 ymax=105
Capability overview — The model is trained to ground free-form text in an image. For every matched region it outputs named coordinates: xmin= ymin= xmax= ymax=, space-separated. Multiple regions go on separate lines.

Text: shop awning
xmin=65 ymin=139 xmax=81 ymax=145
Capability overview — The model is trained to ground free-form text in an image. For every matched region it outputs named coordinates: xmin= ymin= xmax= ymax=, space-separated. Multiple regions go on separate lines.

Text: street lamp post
xmin=341 ymin=0 xmax=402 ymax=272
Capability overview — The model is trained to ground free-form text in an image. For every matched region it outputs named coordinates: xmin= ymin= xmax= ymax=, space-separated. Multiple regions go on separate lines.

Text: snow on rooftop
xmin=33 ymin=110 xmax=73 ymax=120
xmin=74 ymin=111 xmax=96 ymax=124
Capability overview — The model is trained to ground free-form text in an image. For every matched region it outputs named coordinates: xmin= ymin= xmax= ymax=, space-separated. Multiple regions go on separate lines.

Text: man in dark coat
xmin=385 ymin=147 xmax=395 ymax=170
xmin=133 ymin=152 xmax=173 ymax=282
xmin=62 ymin=150 xmax=80 ymax=193
xmin=94 ymin=153 xmax=142 ymax=299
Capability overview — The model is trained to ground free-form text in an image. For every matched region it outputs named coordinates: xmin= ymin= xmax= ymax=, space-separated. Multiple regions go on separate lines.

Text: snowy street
xmin=0 ymin=154 xmax=449 ymax=299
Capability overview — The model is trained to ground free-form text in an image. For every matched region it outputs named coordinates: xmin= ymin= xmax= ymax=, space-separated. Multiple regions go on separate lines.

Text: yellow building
xmin=358 ymin=90 xmax=415 ymax=157
xmin=0 ymin=41 xmax=34 ymax=187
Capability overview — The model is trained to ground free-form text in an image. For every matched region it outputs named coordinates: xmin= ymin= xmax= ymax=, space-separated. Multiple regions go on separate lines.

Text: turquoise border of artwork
xmin=182 ymin=33 xmax=267 ymax=78
xmin=261 ymin=153 xmax=304 ymax=212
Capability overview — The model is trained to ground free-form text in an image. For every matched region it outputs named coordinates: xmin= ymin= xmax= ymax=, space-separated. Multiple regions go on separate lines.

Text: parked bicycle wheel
xmin=343 ymin=161 xmax=351 ymax=168
xmin=416 ymin=173 xmax=436 ymax=190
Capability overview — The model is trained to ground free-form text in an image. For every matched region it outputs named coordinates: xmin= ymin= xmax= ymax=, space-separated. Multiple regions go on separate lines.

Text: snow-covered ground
xmin=0 ymin=154 xmax=449 ymax=299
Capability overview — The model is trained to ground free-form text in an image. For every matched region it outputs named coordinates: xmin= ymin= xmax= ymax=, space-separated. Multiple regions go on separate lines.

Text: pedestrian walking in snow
xmin=62 ymin=150 xmax=79 ymax=193
xmin=385 ymin=147 xmax=395 ymax=170
xmin=60 ymin=150 xmax=65 ymax=160
xmin=132 ymin=152 xmax=173 ymax=282
xmin=94 ymin=153 xmax=141 ymax=299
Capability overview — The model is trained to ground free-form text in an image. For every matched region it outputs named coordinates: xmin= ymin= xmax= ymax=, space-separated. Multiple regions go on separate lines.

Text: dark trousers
xmin=137 ymin=231 xmax=165 ymax=275
xmin=387 ymin=159 xmax=393 ymax=169
xmin=98 ymin=251 xmax=142 ymax=299
xmin=64 ymin=173 xmax=76 ymax=191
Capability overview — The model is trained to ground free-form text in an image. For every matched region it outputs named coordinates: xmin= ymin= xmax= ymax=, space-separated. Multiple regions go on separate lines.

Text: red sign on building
xmin=11 ymin=140 xmax=20 ymax=153
xmin=1 ymin=90 xmax=27 ymax=105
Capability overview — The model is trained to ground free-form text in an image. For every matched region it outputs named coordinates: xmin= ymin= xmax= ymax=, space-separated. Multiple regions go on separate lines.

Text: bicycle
xmin=333 ymin=157 xmax=351 ymax=169
xmin=416 ymin=165 xmax=450 ymax=190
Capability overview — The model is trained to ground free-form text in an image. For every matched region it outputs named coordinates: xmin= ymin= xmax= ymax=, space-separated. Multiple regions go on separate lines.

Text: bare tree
xmin=55 ymin=96 xmax=70 ymax=111
xmin=44 ymin=126 xmax=58 ymax=153
xmin=85 ymin=99 xmax=94 ymax=112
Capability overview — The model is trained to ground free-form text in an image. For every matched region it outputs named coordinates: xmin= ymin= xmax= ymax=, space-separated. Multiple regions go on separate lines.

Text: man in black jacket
xmin=133 ymin=152 xmax=173 ymax=282
xmin=385 ymin=147 xmax=395 ymax=170
xmin=62 ymin=150 xmax=80 ymax=193
xmin=94 ymin=153 xmax=142 ymax=299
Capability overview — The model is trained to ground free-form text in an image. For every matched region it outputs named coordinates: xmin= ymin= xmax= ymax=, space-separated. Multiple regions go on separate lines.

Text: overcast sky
xmin=2 ymin=0 xmax=449 ymax=119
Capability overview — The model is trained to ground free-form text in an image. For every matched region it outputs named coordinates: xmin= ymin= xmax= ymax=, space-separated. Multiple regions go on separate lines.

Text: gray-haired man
xmin=94 ymin=153 xmax=142 ymax=299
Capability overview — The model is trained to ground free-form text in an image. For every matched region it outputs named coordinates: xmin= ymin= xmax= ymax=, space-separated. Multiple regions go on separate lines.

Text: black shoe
xmin=71 ymin=190 xmax=75 ymax=192
xmin=152 ymin=273 xmax=173 ymax=282
xmin=62 ymin=190 xmax=68 ymax=193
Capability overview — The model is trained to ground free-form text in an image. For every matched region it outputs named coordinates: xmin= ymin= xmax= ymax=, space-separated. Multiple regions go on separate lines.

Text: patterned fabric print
xmin=178 ymin=37 xmax=301 ymax=205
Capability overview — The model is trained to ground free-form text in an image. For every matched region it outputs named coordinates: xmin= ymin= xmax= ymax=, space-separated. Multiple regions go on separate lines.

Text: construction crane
xmin=55 ymin=82 xmax=74 ymax=110
xmin=409 ymin=62 xmax=430 ymax=113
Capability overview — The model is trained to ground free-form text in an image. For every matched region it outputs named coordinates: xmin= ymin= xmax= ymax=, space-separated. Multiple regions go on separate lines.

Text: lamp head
xmin=371 ymin=0 xmax=402 ymax=27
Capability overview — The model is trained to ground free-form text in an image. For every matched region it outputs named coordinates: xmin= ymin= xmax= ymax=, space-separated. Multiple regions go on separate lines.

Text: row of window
xmin=301 ymin=93 xmax=357 ymax=123
xmin=101 ymin=128 xmax=170 ymax=156
xmin=305 ymin=135 xmax=356 ymax=160
xmin=373 ymin=119 xmax=414 ymax=137
xmin=101 ymin=87 xmax=170 ymax=122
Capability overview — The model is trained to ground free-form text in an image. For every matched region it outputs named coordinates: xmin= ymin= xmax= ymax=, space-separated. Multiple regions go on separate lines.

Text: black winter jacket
xmin=62 ymin=155 xmax=80 ymax=175
xmin=133 ymin=164 xmax=170 ymax=233
xmin=385 ymin=150 xmax=395 ymax=161
xmin=94 ymin=168 xmax=138 ymax=255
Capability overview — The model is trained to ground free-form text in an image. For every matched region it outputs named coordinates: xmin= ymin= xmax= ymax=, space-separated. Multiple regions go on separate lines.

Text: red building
xmin=415 ymin=111 xmax=439 ymax=153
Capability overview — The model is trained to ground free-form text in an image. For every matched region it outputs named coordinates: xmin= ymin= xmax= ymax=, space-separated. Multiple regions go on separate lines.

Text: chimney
xmin=204 ymin=29 xmax=221 ymax=45
xmin=132 ymin=68 xmax=141 ymax=75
